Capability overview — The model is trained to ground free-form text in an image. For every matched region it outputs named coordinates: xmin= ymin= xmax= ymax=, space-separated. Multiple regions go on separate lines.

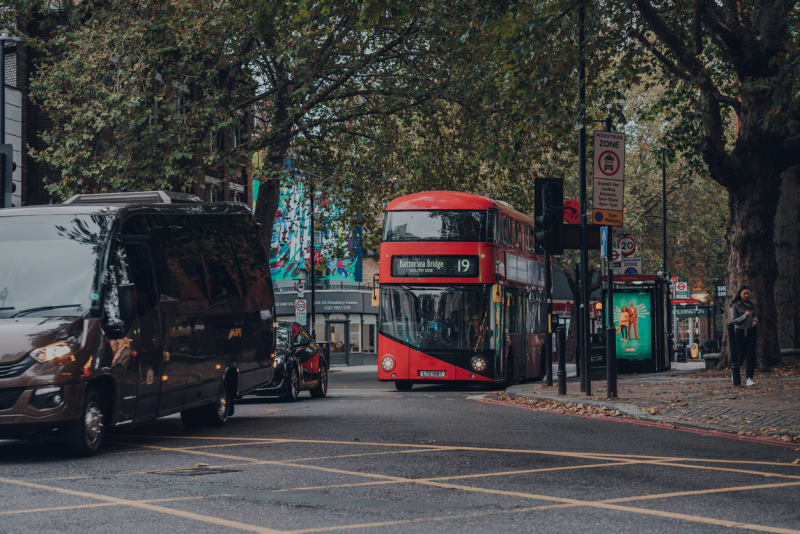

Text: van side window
xmin=160 ymin=217 xmax=209 ymax=313
xmin=198 ymin=217 xmax=242 ymax=313
xmin=230 ymin=219 xmax=272 ymax=313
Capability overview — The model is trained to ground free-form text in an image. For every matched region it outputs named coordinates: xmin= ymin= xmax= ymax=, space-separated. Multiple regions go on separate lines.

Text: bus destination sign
xmin=392 ymin=255 xmax=479 ymax=277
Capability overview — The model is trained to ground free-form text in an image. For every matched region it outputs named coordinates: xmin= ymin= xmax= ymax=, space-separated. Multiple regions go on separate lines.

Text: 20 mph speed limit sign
xmin=617 ymin=235 xmax=636 ymax=256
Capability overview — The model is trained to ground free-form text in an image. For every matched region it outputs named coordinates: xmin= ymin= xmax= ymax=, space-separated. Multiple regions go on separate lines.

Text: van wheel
xmin=66 ymin=388 xmax=107 ymax=456
xmin=181 ymin=379 xmax=231 ymax=428
xmin=310 ymin=365 xmax=328 ymax=398
xmin=282 ymin=366 xmax=300 ymax=402
xmin=394 ymin=381 xmax=413 ymax=392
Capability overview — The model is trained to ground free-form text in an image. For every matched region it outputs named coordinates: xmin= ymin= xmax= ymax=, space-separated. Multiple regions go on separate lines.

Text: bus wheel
xmin=394 ymin=381 xmax=413 ymax=392
xmin=66 ymin=388 xmax=107 ymax=456
xmin=281 ymin=365 xmax=300 ymax=402
xmin=310 ymin=364 xmax=328 ymax=398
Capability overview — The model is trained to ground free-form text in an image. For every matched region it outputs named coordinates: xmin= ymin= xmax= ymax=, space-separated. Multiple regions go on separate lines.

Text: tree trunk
xmin=774 ymin=166 xmax=800 ymax=351
xmin=720 ymin=176 xmax=782 ymax=369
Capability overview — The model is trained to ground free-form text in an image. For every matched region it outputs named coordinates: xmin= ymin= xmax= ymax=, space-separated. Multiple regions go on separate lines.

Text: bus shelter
xmin=600 ymin=274 xmax=672 ymax=374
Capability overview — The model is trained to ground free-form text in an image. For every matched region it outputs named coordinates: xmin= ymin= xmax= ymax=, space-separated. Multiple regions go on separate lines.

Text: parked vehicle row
xmin=0 ymin=191 xmax=327 ymax=456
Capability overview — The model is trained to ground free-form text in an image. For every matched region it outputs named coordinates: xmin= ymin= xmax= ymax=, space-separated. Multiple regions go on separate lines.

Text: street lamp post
xmin=661 ymin=149 xmax=668 ymax=275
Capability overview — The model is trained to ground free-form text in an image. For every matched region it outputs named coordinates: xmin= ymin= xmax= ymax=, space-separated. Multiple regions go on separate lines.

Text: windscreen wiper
xmin=10 ymin=304 xmax=84 ymax=318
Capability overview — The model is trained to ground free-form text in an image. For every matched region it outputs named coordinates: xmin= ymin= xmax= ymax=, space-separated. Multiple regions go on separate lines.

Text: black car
xmin=250 ymin=322 xmax=328 ymax=401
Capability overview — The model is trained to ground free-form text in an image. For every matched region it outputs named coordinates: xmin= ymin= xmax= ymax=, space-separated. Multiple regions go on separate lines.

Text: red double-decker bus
xmin=377 ymin=191 xmax=548 ymax=391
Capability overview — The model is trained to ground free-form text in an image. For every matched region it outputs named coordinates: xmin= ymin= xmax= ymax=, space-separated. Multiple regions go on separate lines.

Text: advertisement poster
xmin=268 ymin=176 xmax=362 ymax=282
xmin=611 ymin=291 xmax=652 ymax=360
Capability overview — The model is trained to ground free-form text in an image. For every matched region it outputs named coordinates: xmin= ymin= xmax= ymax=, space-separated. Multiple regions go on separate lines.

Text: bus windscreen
xmin=379 ymin=285 xmax=490 ymax=352
xmin=382 ymin=211 xmax=487 ymax=242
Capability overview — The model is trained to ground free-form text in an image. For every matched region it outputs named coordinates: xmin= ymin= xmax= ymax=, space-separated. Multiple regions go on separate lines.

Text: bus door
xmin=504 ymin=288 xmax=526 ymax=383
xmin=122 ymin=241 xmax=163 ymax=423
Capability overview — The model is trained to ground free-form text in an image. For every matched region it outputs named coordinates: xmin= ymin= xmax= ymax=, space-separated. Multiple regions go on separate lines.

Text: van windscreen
xmin=0 ymin=214 xmax=111 ymax=319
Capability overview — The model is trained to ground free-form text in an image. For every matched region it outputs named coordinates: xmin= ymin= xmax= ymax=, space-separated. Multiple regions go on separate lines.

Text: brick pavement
xmin=504 ymin=363 xmax=800 ymax=444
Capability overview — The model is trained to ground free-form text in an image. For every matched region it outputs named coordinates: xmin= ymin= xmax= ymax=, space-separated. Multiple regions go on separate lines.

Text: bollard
xmin=606 ymin=326 xmax=617 ymax=399
xmin=557 ymin=326 xmax=567 ymax=395
xmin=728 ymin=323 xmax=740 ymax=386
xmin=545 ymin=330 xmax=554 ymax=386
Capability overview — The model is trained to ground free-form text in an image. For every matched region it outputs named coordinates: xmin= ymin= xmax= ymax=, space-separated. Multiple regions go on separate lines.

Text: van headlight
xmin=274 ymin=355 xmax=284 ymax=366
xmin=30 ymin=342 xmax=75 ymax=364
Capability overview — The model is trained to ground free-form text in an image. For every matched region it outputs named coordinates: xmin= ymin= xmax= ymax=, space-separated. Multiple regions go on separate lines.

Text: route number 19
xmin=457 ymin=258 xmax=472 ymax=273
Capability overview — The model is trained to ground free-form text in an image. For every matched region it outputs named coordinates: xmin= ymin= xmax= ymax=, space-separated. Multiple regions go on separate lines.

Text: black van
xmin=0 ymin=192 xmax=276 ymax=455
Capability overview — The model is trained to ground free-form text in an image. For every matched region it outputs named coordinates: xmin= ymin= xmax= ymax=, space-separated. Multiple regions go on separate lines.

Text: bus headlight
xmin=381 ymin=356 xmax=396 ymax=372
xmin=471 ymin=355 xmax=488 ymax=373
xmin=30 ymin=342 xmax=75 ymax=364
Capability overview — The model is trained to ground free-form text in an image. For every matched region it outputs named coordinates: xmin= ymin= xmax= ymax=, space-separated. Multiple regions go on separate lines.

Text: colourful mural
xmin=258 ymin=169 xmax=362 ymax=282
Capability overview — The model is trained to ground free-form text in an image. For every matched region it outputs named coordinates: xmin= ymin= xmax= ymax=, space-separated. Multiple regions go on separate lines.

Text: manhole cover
xmin=150 ymin=466 xmax=242 ymax=476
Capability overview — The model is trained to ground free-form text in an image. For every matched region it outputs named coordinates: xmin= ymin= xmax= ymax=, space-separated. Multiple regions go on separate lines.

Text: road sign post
xmin=295 ymin=299 xmax=307 ymax=326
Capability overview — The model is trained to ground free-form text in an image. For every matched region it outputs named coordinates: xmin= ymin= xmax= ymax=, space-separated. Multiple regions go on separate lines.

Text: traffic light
xmin=0 ymin=144 xmax=16 ymax=208
xmin=534 ymin=178 xmax=564 ymax=255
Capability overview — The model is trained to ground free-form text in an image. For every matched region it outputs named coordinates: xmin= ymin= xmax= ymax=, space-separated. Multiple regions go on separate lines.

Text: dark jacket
xmin=730 ymin=300 xmax=758 ymax=330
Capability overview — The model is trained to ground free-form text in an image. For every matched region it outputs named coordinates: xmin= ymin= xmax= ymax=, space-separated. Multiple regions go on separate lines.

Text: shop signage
xmin=391 ymin=255 xmax=478 ymax=277
xmin=674 ymin=305 xmax=707 ymax=318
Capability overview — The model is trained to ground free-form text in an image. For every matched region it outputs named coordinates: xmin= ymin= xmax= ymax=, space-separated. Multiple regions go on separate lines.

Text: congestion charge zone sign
xmin=592 ymin=131 xmax=625 ymax=227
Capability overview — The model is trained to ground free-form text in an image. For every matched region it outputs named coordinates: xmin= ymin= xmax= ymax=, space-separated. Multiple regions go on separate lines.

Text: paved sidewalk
xmin=504 ymin=361 xmax=800 ymax=444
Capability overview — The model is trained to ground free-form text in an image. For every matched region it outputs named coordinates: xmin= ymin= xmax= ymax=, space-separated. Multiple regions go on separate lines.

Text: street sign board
xmin=592 ymin=178 xmax=624 ymax=210
xmin=617 ymin=235 xmax=636 ymax=256
xmin=612 ymin=257 xmax=642 ymax=275
xmin=593 ymin=208 xmax=623 ymax=226
xmin=715 ymin=284 xmax=727 ymax=298
xmin=592 ymin=131 xmax=625 ymax=227
xmin=600 ymin=226 xmax=608 ymax=258
xmin=674 ymin=281 xmax=689 ymax=299
xmin=295 ymin=298 xmax=307 ymax=325
xmin=593 ymin=131 xmax=626 ymax=181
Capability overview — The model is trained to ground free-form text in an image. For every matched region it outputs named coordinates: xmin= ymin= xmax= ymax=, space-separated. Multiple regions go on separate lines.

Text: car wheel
xmin=66 ymin=388 xmax=107 ymax=456
xmin=310 ymin=364 xmax=328 ymax=398
xmin=394 ymin=380 xmax=413 ymax=392
xmin=282 ymin=365 xmax=300 ymax=402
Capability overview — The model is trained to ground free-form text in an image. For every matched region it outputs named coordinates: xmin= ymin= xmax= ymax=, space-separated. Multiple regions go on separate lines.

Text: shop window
xmin=349 ymin=319 xmax=361 ymax=352
xmin=362 ymin=315 xmax=376 ymax=353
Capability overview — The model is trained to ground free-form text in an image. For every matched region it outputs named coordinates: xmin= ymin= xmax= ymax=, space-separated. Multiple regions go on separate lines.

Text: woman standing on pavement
xmin=730 ymin=285 xmax=759 ymax=386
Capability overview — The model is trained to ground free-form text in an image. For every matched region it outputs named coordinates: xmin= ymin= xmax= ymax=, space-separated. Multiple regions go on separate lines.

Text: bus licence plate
xmin=419 ymin=370 xmax=445 ymax=377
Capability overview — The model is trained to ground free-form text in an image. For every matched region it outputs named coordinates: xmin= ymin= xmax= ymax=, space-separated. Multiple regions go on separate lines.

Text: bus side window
xmin=502 ymin=215 xmax=511 ymax=245
xmin=486 ymin=210 xmax=497 ymax=242
xmin=528 ymin=227 xmax=536 ymax=253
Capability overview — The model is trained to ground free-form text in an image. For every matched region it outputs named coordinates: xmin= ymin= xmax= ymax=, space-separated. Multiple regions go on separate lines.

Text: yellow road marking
xmin=602 ymin=481 xmax=800 ymax=504
xmin=129 ymin=442 xmax=800 ymax=534
xmin=647 ymin=461 xmax=800 ymax=480
xmin=418 ymin=479 xmax=800 ymax=534
xmin=272 ymin=460 xmax=642 ymax=493
xmin=0 ymin=477 xmax=282 ymax=534
xmin=0 ymin=494 xmax=232 ymax=517
xmin=289 ymin=503 xmax=577 ymax=533
xmin=118 ymin=435 xmax=800 ymax=469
